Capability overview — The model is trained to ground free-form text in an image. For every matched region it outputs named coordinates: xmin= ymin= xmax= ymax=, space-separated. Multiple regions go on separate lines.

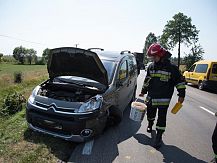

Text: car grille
xmin=35 ymin=101 xmax=77 ymax=114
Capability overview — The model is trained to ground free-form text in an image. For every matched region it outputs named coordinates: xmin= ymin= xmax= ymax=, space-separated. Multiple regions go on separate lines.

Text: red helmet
xmin=146 ymin=43 xmax=167 ymax=58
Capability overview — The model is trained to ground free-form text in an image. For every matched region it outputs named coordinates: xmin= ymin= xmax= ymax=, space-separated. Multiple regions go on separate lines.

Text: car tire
xmin=96 ymin=110 xmax=108 ymax=132
xmin=107 ymin=106 xmax=123 ymax=126
xmin=198 ymin=81 xmax=204 ymax=90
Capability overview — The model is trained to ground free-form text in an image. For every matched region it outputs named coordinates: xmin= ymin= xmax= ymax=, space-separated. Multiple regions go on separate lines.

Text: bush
xmin=0 ymin=53 xmax=3 ymax=62
xmin=14 ymin=72 xmax=23 ymax=83
xmin=2 ymin=55 xmax=16 ymax=63
xmin=0 ymin=92 xmax=26 ymax=116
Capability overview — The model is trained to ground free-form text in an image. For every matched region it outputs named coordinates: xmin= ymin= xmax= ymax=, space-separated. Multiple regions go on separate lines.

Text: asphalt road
xmin=68 ymin=70 xmax=217 ymax=163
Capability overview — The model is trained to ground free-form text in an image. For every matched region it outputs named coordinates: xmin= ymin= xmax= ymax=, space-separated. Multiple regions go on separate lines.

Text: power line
xmin=0 ymin=34 xmax=47 ymax=46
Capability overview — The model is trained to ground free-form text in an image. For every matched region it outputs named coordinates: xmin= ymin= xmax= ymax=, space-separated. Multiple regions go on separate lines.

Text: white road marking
xmin=199 ymin=106 xmax=215 ymax=116
xmin=82 ymin=140 xmax=94 ymax=155
xmin=125 ymin=156 xmax=131 ymax=160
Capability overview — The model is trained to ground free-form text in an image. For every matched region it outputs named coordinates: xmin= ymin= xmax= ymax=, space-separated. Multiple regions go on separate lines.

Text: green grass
xmin=0 ymin=63 xmax=47 ymax=88
xmin=0 ymin=63 xmax=46 ymax=75
xmin=0 ymin=109 xmax=76 ymax=163
xmin=0 ymin=63 xmax=77 ymax=162
xmin=0 ymin=74 xmax=48 ymax=106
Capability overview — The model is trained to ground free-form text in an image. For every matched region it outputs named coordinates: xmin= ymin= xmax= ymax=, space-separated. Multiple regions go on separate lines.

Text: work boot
xmin=154 ymin=130 xmax=163 ymax=149
xmin=147 ymin=121 xmax=153 ymax=133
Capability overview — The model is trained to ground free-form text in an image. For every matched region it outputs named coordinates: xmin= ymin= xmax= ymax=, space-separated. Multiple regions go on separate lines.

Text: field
xmin=0 ymin=64 xmax=76 ymax=162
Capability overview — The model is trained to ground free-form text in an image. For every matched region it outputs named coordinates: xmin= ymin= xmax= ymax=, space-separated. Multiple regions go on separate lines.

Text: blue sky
xmin=0 ymin=0 xmax=217 ymax=59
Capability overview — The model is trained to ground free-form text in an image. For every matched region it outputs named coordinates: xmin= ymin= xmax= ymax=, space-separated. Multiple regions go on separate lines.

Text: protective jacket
xmin=141 ymin=59 xmax=186 ymax=106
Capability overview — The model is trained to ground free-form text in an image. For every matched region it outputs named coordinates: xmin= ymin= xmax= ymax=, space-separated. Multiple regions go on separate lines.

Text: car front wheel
xmin=198 ymin=81 xmax=205 ymax=90
xmin=107 ymin=106 xmax=123 ymax=126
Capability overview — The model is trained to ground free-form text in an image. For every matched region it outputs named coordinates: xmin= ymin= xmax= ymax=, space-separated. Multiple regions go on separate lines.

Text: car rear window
xmin=128 ymin=56 xmax=136 ymax=75
xmin=195 ymin=64 xmax=208 ymax=73
xmin=212 ymin=64 xmax=217 ymax=74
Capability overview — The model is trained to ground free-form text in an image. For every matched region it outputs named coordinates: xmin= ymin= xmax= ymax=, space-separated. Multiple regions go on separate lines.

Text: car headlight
xmin=28 ymin=86 xmax=40 ymax=104
xmin=76 ymin=95 xmax=103 ymax=113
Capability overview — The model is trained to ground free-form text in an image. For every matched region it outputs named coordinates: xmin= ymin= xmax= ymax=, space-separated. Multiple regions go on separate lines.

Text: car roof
xmin=94 ymin=50 xmax=135 ymax=62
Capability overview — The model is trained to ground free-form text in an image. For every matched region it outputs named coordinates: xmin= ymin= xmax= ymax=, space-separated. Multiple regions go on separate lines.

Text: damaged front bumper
xmin=26 ymin=101 xmax=108 ymax=142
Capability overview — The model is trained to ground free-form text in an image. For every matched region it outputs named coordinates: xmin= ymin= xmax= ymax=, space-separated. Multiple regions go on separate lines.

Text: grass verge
xmin=0 ymin=64 xmax=77 ymax=162
xmin=0 ymin=108 xmax=76 ymax=162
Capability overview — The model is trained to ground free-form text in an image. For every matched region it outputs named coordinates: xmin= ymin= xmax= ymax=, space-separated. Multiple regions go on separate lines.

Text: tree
xmin=143 ymin=32 xmax=157 ymax=64
xmin=170 ymin=57 xmax=184 ymax=65
xmin=184 ymin=42 xmax=204 ymax=70
xmin=34 ymin=55 xmax=38 ymax=64
xmin=13 ymin=46 xmax=27 ymax=64
xmin=0 ymin=53 xmax=3 ymax=63
xmin=170 ymin=57 xmax=178 ymax=65
xmin=42 ymin=48 xmax=50 ymax=63
xmin=160 ymin=12 xmax=199 ymax=68
xmin=26 ymin=48 xmax=37 ymax=65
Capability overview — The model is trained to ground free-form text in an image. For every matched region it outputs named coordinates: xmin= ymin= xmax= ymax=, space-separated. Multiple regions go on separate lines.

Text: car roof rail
xmin=120 ymin=50 xmax=131 ymax=54
xmin=87 ymin=48 xmax=104 ymax=51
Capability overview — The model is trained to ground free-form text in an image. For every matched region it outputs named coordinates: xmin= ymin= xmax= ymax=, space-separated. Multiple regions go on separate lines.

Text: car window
xmin=212 ymin=64 xmax=217 ymax=74
xmin=101 ymin=60 xmax=116 ymax=84
xmin=132 ymin=57 xmax=137 ymax=65
xmin=119 ymin=60 xmax=128 ymax=80
xmin=128 ymin=56 xmax=136 ymax=75
xmin=189 ymin=64 xmax=196 ymax=72
xmin=195 ymin=64 xmax=208 ymax=73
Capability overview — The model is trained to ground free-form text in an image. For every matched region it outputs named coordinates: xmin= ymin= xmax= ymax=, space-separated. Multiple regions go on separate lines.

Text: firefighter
xmin=139 ymin=43 xmax=186 ymax=149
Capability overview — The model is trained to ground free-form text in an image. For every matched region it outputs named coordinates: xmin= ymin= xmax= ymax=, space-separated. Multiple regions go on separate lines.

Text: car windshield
xmin=101 ymin=60 xmax=116 ymax=84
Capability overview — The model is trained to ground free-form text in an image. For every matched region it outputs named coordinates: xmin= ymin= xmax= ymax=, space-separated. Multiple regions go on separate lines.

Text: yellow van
xmin=183 ymin=60 xmax=217 ymax=90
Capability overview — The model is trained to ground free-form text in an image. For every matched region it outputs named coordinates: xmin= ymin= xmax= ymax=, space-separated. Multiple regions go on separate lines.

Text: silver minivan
xmin=26 ymin=47 xmax=138 ymax=142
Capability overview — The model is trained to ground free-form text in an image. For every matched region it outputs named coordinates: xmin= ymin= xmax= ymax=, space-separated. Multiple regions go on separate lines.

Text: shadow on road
xmin=69 ymin=101 xmax=143 ymax=163
xmin=134 ymin=133 xmax=207 ymax=163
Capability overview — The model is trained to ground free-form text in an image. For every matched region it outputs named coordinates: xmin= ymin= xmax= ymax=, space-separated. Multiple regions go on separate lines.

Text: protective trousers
xmin=146 ymin=101 xmax=169 ymax=132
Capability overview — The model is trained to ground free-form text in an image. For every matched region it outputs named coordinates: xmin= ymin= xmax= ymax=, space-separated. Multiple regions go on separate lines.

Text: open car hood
xmin=47 ymin=47 xmax=108 ymax=87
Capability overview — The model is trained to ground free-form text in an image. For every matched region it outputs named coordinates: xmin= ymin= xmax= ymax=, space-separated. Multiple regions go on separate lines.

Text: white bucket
xmin=129 ymin=101 xmax=147 ymax=122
